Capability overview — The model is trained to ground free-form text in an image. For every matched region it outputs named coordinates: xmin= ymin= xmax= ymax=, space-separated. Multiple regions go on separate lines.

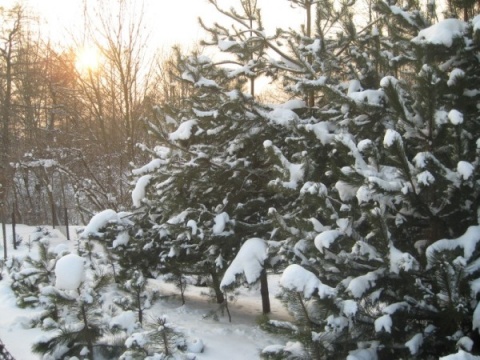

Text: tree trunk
xmin=210 ymin=271 xmax=225 ymax=304
xmin=260 ymin=268 xmax=271 ymax=314
xmin=137 ymin=290 xmax=143 ymax=325
xmin=81 ymin=303 xmax=94 ymax=358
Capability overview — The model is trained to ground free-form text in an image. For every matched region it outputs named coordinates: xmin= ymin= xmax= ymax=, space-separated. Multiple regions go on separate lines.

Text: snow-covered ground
xmin=0 ymin=224 xmax=289 ymax=359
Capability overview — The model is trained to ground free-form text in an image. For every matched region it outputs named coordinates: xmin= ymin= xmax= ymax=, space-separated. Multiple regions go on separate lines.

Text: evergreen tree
xmin=114 ymin=270 xmax=158 ymax=326
xmin=122 ymin=50 xmax=291 ymax=307
xmin=201 ymin=0 xmax=267 ymax=98
xmin=10 ymin=235 xmax=63 ymax=308
xmin=262 ymin=3 xmax=480 ymax=359
xmin=121 ymin=315 xmax=187 ymax=359
xmin=31 ymin=250 xmax=120 ymax=359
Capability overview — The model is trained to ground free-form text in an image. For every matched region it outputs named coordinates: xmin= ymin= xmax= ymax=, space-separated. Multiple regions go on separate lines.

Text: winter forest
xmin=0 ymin=0 xmax=480 ymax=358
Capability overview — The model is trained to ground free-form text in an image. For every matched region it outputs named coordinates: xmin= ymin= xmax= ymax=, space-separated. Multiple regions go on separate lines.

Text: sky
xmin=0 ymin=0 xmax=305 ymax=49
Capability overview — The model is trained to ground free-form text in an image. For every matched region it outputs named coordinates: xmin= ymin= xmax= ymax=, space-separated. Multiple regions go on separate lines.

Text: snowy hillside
xmin=0 ymin=224 xmax=289 ymax=359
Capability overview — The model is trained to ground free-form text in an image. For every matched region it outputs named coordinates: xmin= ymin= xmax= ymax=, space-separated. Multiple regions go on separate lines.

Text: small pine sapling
xmin=32 ymin=253 xmax=114 ymax=359
xmin=9 ymin=239 xmax=63 ymax=308
xmin=114 ymin=270 xmax=158 ymax=326
xmin=122 ymin=315 xmax=187 ymax=359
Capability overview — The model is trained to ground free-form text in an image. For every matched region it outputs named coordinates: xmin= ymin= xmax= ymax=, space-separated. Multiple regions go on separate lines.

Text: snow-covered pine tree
xmin=32 ymin=252 xmax=118 ymax=359
xmin=121 ymin=315 xmax=187 ymax=359
xmin=262 ymin=2 xmax=480 ymax=359
xmin=114 ymin=270 xmax=158 ymax=326
xmin=122 ymin=48 xmax=293 ymax=307
xmin=9 ymin=237 xmax=62 ymax=308
xmin=200 ymin=0 xmax=268 ymax=98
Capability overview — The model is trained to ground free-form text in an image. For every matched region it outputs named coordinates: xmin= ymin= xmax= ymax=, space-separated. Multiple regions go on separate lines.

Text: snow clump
xmin=132 ymin=174 xmax=152 ymax=207
xmin=280 ymin=264 xmax=335 ymax=299
xmin=412 ymin=18 xmax=467 ymax=47
xmin=55 ymin=254 xmax=85 ymax=290
xmin=220 ymin=238 xmax=268 ymax=288
xmin=448 ymin=109 xmax=464 ymax=125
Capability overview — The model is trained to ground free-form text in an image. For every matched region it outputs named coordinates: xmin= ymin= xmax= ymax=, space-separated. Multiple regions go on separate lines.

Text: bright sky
xmin=1 ymin=0 xmax=305 ymax=49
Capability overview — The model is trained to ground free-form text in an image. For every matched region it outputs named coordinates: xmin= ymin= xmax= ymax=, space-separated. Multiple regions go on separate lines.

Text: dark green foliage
xmin=114 ymin=270 xmax=158 ymax=325
xmin=121 ymin=315 xmax=186 ymax=359
xmin=10 ymin=240 xmax=62 ymax=308
xmin=259 ymin=3 xmax=480 ymax=359
xmin=120 ymin=50 xmax=294 ymax=305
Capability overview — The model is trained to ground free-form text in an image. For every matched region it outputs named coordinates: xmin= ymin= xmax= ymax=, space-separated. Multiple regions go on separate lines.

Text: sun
xmin=75 ymin=46 xmax=100 ymax=73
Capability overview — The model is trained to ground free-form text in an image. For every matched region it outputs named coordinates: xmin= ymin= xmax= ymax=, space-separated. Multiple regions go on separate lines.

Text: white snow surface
xmin=458 ymin=337 xmax=474 ymax=352
xmin=348 ymin=89 xmax=385 ymax=106
xmin=389 ymin=244 xmax=419 ymax=274
xmin=347 ymin=269 xmax=384 ymax=298
xmin=383 ymin=129 xmax=402 ymax=147
xmin=412 ymin=18 xmax=468 ymax=47
xmin=220 ymin=238 xmax=268 ymax=288
xmin=110 ymin=310 xmax=138 ymax=335
xmin=440 ymin=350 xmax=480 ymax=360
xmin=0 ymin=224 xmax=291 ymax=360
xmin=55 ymin=253 xmax=85 ymax=290
xmin=113 ymin=231 xmax=130 ymax=248
xmin=218 ymin=39 xmax=239 ymax=51
xmin=341 ymin=300 xmax=358 ymax=317
xmin=132 ymin=158 xmax=165 ymax=176
xmin=347 ymin=347 xmax=378 ymax=360
xmin=265 ymin=142 xmax=305 ymax=189
xmin=448 ymin=68 xmax=465 ymax=86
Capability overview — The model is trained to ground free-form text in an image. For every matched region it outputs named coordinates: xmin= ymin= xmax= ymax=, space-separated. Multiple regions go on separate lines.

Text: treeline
xmin=0 ymin=1 xmax=190 ymax=226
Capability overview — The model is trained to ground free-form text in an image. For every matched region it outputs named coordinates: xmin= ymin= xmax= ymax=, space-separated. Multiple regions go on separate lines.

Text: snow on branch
xmin=389 ymin=243 xmax=419 ymax=274
xmin=213 ymin=212 xmax=231 ymax=235
xmin=169 ymin=119 xmax=203 ymax=142
xmin=220 ymin=238 xmax=268 ymax=289
xmin=426 ymin=226 xmax=480 ymax=269
xmin=80 ymin=209 xmax=131 ymax=238
xmin=132 ymin=175 xmax=152 ymax=208
xmin=314 ymin=230 xmax=342 ymax=254
xmin=132 ymin=158 xmax=166 ymax=176
xmin=263 ymin=140 xmax=305 ymax=189
xmin=412 ymin=18 xmax=467 ymax=47
xmin=374 ymin=314 xmax=392 ymax=333
xmin=346 ymin=268 xmax=385 ymax=298
xmin=280 ymin=264 xmax=336 ymax=299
